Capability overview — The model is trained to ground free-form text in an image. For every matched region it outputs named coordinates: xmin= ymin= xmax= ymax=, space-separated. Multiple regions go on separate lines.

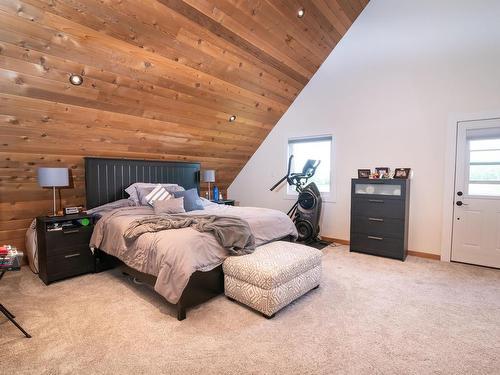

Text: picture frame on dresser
xmin=394 ymin=168 xmax=411 ymax=179
xmin=350 ymin=178 xmax=410 ymax=261
xmin=357 ymin=169 xmax=371 ymax=179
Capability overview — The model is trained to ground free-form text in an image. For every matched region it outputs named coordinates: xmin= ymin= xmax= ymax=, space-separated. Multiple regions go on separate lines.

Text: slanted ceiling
xmin=0 ymin=0 xmax=368 ymax=250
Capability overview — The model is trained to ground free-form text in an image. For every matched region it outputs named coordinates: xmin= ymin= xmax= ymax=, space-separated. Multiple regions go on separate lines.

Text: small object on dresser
xmin=36 ymin=213 xmax=95 ymax=285
xmin=394 ymin=168 xmax=411 ymax=179
xmin=357 ymin=169 xmax=371 ymax=179
xmin=375 ymin=167 xmax=390 ymax=179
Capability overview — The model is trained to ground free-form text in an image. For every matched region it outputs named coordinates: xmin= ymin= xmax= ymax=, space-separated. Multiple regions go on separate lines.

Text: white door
xmin=452 ymin=119 xmax=500 ymax=268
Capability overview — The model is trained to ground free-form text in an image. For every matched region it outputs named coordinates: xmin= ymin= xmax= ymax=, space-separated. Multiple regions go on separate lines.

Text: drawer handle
xmin=64 ymin=253 xmax=81 ymax=258
xmin=367 ymin=236 xmax=384 ymax=241
xmin=368 ymin=217 xmax=384 ymax=222
xmin=368 ymin=199 xmax=384 ymax=203
xmin=63 ymin=229 xmax=80 ymax=234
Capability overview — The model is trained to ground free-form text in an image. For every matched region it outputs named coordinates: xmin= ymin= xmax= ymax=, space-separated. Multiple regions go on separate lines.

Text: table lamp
xmin=37 ymin=167 xmax=69 ymax=216
xmin=202 ymin=170 xmax=215 ymax=200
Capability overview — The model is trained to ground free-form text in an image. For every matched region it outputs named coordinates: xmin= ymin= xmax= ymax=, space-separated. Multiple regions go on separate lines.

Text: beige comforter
xmin=90 ymin=203 xmax=297 ymax=304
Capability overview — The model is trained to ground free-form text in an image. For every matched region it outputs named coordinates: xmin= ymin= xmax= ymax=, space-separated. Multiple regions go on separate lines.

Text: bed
xmin=85 ymin=157 xmax=297 ymax=320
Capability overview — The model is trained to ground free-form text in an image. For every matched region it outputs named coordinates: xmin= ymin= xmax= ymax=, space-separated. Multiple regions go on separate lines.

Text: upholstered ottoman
xmin=223 ymin=241 xmax=322 ymax=318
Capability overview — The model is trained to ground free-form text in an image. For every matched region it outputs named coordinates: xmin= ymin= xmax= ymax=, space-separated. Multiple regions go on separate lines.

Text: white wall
xmin=228 ymin=0 xmax=500 ymax=255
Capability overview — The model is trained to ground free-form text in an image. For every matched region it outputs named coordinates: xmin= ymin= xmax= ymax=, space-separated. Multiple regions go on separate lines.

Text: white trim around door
xmin=441 ymin=111 xmax=500 ymax=262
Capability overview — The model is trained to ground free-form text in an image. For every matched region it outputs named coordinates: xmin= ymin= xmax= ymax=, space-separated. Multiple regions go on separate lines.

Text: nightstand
xmin=36 ymin=214 xmax=95 ymax=285
xmin=211 ymin=199 xmax=235 ymax=206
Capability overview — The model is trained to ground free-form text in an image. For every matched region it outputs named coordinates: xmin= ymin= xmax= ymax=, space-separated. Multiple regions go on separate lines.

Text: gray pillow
xmin=153 ymin=197 xmax=185 ymax=215
xmin=173 ymin=188 xmax=204 ymax=212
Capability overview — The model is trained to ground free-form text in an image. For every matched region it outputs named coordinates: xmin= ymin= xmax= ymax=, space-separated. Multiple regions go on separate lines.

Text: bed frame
xmin=85 ymin=157 xmax=224 ymax=320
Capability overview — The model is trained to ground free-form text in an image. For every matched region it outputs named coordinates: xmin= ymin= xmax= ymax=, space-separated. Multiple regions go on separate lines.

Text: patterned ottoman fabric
xmin=223 ymin=241 xmax=322 ymax=317
xmin=223 ymin=241 xmax=322 ymax=289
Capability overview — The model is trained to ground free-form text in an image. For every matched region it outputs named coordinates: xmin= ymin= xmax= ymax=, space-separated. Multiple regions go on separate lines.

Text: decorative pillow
xmin=125 ymin=182 xmax=184 ymax=203
xmin=138 ymin=184 xmax=172 ymax=206
xmin=153 ymin=197 xmax=185 ymax=215
xmin=173 ymin=188 xmax=204 ymax=212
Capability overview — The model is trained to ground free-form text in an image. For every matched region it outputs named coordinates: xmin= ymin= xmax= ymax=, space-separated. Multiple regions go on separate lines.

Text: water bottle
xmin=213 ymin=186 xmax=219 ymax=202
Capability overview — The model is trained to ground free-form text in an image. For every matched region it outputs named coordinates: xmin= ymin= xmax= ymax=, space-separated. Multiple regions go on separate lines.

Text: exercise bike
xmin=270 ymin=155 xmax=323 ymax=243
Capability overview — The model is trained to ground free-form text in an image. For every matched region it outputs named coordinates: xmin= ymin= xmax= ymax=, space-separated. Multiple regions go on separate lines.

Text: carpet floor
xmin=1 ymin=245 xmax=499 ymax=375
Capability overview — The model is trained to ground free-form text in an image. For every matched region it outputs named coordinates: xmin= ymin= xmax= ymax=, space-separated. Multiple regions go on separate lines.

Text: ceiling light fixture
xmin=229 ymin=115 xmax=237 ymax=122
xmin=297 ymin=8 xmax=305 ymax=18
xmin=69 ymin=74 xmax=83 ymax=86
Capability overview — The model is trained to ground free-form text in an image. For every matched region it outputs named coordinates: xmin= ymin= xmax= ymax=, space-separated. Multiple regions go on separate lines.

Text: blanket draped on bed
xmin=124 ymin=215 xmax=256 ymax=255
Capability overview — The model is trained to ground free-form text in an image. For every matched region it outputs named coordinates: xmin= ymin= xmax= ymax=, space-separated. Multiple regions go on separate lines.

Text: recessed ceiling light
xmin=69 ymin=74 xmax=83 ymax=86
xmin=297 ymin=8 xmax=305 ymax=18
xmin=229 ymin=115 xmax=236 ymax=122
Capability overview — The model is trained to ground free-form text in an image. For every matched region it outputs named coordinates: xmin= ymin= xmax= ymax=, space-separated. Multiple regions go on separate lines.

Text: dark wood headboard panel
xmin=85 ymin=157 xmax=200 ymax=209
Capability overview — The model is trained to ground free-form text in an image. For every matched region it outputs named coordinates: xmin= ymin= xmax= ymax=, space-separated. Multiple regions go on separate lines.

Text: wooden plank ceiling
xmin=0 ymin=0 xmax=368 ymax=250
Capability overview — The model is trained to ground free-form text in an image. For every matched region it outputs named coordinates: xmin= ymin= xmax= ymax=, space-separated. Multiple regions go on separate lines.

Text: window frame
xmin=285 ymin=134 xmax=336 ymax=203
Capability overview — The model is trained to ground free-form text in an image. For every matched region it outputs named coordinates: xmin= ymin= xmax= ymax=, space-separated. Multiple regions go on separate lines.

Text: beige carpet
xmin=1 ymin=245 xmax=499 ymax=375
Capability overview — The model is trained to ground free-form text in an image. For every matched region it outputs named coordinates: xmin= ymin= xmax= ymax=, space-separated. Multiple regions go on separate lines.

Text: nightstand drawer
xmin=45 ymin=227 xmax=93 ymax=252
xmin=45 ymin=245 xmax=94 ymax=281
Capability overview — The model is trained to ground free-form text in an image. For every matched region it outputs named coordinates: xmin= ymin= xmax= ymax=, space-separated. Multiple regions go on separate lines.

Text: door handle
xmin=456 ymin=201 xmax=468 ymax=206
xmin=368 ymin=217 xmax=384 ymax=222
xmin=368 ymin=199 xmax=384 ymax=203
xmin=367 ymin=236 xmax=384 ymax=241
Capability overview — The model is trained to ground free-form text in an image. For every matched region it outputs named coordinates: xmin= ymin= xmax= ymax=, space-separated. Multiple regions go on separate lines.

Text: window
xmin=468 ymin=138 xmax=500 ymax=196
xmin=287 ymin=136 xmax=333 ymax=196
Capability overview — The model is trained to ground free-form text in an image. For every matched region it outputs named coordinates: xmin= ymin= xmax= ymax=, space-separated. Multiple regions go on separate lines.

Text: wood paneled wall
xmin=0 ymin=0 xmax=367 ymax=250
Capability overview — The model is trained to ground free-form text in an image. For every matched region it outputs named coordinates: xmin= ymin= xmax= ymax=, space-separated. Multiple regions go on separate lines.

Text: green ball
xmin=80 ymin=218 xmax=90 ymax=226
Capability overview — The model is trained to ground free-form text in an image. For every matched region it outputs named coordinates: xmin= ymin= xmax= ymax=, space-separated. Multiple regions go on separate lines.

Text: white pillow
xmin=143 ymin=185 xmax=172 ymax=206
xmin=125 ymin=182 xmax=183 ymax=203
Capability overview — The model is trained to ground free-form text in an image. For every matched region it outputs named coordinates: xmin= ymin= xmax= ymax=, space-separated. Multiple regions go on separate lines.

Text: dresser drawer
xmin=352 ymin=198 xmax=405 ymax=219
xmin=351 ymin=216 xmax=405 ymax=239
xmin=350 ymin=233 xmax=405 ymax=260
xmin=45 ymin=227 xmax=93 ymax=252
xmin=46 ymin=245 xmax=94 ymax=282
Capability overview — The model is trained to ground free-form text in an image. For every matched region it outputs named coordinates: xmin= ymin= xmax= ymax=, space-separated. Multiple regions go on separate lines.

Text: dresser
xmin=350 ymin=179 xmax=410 ymax=261
xmin=36 ymin=214 xmax=95 ymax=284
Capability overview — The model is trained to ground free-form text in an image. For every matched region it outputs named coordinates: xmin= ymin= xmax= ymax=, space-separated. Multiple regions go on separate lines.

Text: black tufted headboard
xmin=84 ymin=157 xmax=200 ymax=209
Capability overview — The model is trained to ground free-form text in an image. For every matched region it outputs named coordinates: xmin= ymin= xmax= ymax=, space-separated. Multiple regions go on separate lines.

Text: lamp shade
xmin=37 ymin=167 xmax=69 ymax=187
xmin=202 ymin=170 xmax=215 ymax=183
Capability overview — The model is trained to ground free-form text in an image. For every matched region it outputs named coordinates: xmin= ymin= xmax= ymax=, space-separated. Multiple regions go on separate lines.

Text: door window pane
xmin=469 ymin=165 xmax=500 ymax=181
xmin=468 ymin=184 xmax=500 ymax=196
xmin=470 ymin=150 xmax=500 ymax=163
xmin=469 ymin=138 xmax=500 ymax=151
